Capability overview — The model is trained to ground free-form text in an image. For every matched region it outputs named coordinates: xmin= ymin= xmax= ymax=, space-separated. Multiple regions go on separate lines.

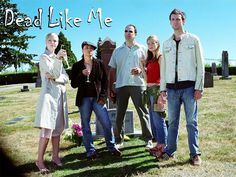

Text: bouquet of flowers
xmin=64 ymin=120 xmax=83 ymax=146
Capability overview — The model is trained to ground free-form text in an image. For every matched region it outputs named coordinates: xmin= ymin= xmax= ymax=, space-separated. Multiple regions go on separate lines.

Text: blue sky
xmin=9 ymin=0 xmax=236 ymax=65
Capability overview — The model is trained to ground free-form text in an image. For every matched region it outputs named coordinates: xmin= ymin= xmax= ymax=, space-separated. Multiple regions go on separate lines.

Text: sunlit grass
xmin=0 ymin=76 xmax=236 ymax=176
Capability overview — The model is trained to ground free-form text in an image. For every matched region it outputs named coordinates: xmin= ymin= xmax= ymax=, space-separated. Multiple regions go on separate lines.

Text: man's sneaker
xmin=111 ymin=149 xmax=122 ymax=157
xmin=145 ymin=140 xmax=153 ymax=149
xmin=87 ymin=153 xmax=98 ymax=161
xmin=115 ymin=142 xmax=124 ymax=149
xmin=191 ymin=155 xmax=202 ymax=166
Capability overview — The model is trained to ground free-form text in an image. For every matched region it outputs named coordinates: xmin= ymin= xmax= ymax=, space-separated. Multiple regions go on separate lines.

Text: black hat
xmin=81 ymin=41 xmax=97 ymax=50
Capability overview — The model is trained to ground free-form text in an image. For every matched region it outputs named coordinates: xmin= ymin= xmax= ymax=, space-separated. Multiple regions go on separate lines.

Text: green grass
xmin=0 ymin=76 xmax=236 ymax=177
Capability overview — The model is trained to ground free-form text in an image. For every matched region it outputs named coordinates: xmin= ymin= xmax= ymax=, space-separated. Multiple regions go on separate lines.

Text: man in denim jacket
xmin=160 ymin=9 xmax=204 ymax=166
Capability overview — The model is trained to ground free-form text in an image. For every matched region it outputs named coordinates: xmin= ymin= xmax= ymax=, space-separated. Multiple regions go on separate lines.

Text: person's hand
xmin=97 ymin=98 xmax=106 ymax=105
xmin=194 ymin=90 xmax=203 ymax=100
xmin=82 ymin=69 xmax=90 ymax=76
xmin=45 ymin=72 xmax=54 ymax=80
xmin=131 ymin=67 xmax=141 ymax=75
xmin=160 ymin=91 xmax=167 ymax=102
xmin=56 ymin=49 xmax=67 ymax=60
xmin=140 ymin=58 xmax=146 ymax=65
xmin=110 ymin=90 xmax=116 ymax=103
xmin=157 ymin=95 xmax=165 ymax=112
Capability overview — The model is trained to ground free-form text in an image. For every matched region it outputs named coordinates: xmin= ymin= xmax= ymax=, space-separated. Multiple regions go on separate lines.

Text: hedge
xmin=0 ymin=67 xmax=235 ymax=85
xmin=205 ymin=66 xmax=236 ymax=75
xmin=0 ymin=72 xmax=37 ymax=85
xmin=0 ymin=69 xmax=72 ymax=85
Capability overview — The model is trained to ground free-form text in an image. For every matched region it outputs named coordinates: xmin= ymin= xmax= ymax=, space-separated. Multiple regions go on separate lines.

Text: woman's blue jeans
xmin=79 ymin=97 xmax=116 ymax=157
xmin=165 ymin=86 xmax=201 ymax=158
xmin=148 ymin=95 xmax=167 ymax=144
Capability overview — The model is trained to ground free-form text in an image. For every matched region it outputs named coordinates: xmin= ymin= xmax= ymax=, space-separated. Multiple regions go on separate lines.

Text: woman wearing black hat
xmin=70 ymin=41 xmax=121 ymax=160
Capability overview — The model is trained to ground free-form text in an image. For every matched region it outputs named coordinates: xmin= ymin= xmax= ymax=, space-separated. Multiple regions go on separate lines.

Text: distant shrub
xmin=0 ymin=72 xmax=37 ymax=85
xmin=0 ymin=69 xmax=71 ymax=85
xmin=0 ymin=67 xmax=235 ymax=85
xmin=205 ymin=66 xmax=236 ymax=75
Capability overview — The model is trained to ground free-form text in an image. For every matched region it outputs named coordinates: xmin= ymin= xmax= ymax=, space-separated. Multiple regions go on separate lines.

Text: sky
xmin=7 ymin=0 xmax=236 ymax=67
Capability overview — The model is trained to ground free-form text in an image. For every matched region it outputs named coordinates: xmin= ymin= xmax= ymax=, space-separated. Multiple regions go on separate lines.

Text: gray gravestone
xmin=107 ymin=100 xmax=116 ymax=109
xmin=21 ymin=85 xmax=30 ymax=92
xmin=211 ymin=62 xmax=217 ymax=76
xmin=5 ymin=116 xmax=30 ymax=125
xmin=0 ymin=96 xmax=6 ymax=100
xmin=95 ymin=108 xmax=134 ymax=137
xmin=204 ymin=72 xmax=213 ymax=88
xmin=220 ymin=51 xmax=231 ymax=80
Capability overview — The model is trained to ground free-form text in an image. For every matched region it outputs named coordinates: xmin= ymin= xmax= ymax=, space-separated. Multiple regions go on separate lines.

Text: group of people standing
xmin=34 ymin=8 xmax=204 ymax=173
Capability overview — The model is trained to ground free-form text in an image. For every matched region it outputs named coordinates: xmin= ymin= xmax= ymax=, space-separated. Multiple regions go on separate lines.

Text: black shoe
xmin=111 ymin=149 xmax=122 ymax=157
xmin=191 ymin=155 xmax=202 ymax=166
xmin=87 ymin=153 xmax=98 ymax=161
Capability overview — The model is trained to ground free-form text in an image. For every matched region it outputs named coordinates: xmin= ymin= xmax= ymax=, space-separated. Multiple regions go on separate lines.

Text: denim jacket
xmin=160 ymin=32 xmax=204 ymax=91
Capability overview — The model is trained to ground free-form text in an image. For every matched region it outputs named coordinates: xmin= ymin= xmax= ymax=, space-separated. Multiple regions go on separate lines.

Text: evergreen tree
xmin=55 ymin=32 xmax=77 ymax=68
xmin=0 ymin=0 xmax=36 ymax=72
xmin=96 ymin=37 xmax=102 ymax=59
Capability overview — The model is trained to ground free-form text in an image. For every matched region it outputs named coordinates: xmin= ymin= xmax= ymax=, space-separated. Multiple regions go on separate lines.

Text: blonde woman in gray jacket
xmin=34 ymin=33 xmax=69 ymax=173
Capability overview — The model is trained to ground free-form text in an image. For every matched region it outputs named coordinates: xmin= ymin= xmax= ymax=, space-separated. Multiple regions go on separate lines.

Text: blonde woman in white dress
xmin=34 ymin=33 xmax=69 ymax=173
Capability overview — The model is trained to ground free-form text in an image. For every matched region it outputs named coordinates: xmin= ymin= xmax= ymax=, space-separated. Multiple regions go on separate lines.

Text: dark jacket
xmin=70 ymin=57 xmax=108 ymax=107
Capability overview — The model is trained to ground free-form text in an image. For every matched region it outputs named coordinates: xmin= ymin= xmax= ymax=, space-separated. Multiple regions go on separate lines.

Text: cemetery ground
xmin=0 ymin=76 xmax=236 ymax=177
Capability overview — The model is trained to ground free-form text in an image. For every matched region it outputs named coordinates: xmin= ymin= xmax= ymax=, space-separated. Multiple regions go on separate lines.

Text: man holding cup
xmin=109 ymin=24 xmax=153 ymax=149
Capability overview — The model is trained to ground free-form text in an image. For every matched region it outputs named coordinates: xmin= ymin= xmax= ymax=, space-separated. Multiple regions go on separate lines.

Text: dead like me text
xmin=4 ymin=6 xmax=112 ymax=29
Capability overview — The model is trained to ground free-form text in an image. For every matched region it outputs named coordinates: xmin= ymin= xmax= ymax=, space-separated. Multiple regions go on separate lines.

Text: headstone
xmin=35 ymin=63 xmax=42 ymax=87
xmin=0 ymin=96 xmax=6 ymax=100
xmin=211 ymin=62 xmax=217 ymax=76
xmin=100 ymin=37 xmax=116 ymax=109
xmin=99 ymin=37 xmax=116 ymax=75
xmin=220 ymin=51 xmax=231 ymax=80
xmin=204 ymin=72 xmax=213 ymax=88
xmin=107 ymin=100 xmax=116 ymax=109
xmin=5 ymin=116 xmax=30 ymax=125
xmin=95 ymin=108 xmax=134 ymax=137
xmin=21 ymin=85 xmax=30 ymax=92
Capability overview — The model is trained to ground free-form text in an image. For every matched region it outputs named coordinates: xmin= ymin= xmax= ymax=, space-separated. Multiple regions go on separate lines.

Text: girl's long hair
xmin=146 ymin=35 xmax=161 ymax=65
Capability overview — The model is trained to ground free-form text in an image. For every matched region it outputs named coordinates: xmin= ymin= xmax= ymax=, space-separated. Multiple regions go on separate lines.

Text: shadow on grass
xmin=63 ymin=160 xmax=158 ymax=177
xmin=16 ymin=142 xmax=189 ymax=176
xmin=158 ymin=159 xmax=190 ymax=168
xmin=60 ymin=144 xmax=159 ymax=177
xmin=17 ymin=160 xmax=59 ymax=175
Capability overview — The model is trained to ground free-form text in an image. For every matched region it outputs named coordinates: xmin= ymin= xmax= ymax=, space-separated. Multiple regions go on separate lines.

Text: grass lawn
xmin=0 ymin=76 xmax=236 ymax=177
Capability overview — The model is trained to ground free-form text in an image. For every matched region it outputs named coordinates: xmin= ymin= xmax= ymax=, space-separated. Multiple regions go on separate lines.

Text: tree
xmin=55 ymin=32 xmax=77 ymax=68
xmin=96 ymin=37 xmax=102 ymax=59
xmin=0 ymin=0 xmax=36 ymax=72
